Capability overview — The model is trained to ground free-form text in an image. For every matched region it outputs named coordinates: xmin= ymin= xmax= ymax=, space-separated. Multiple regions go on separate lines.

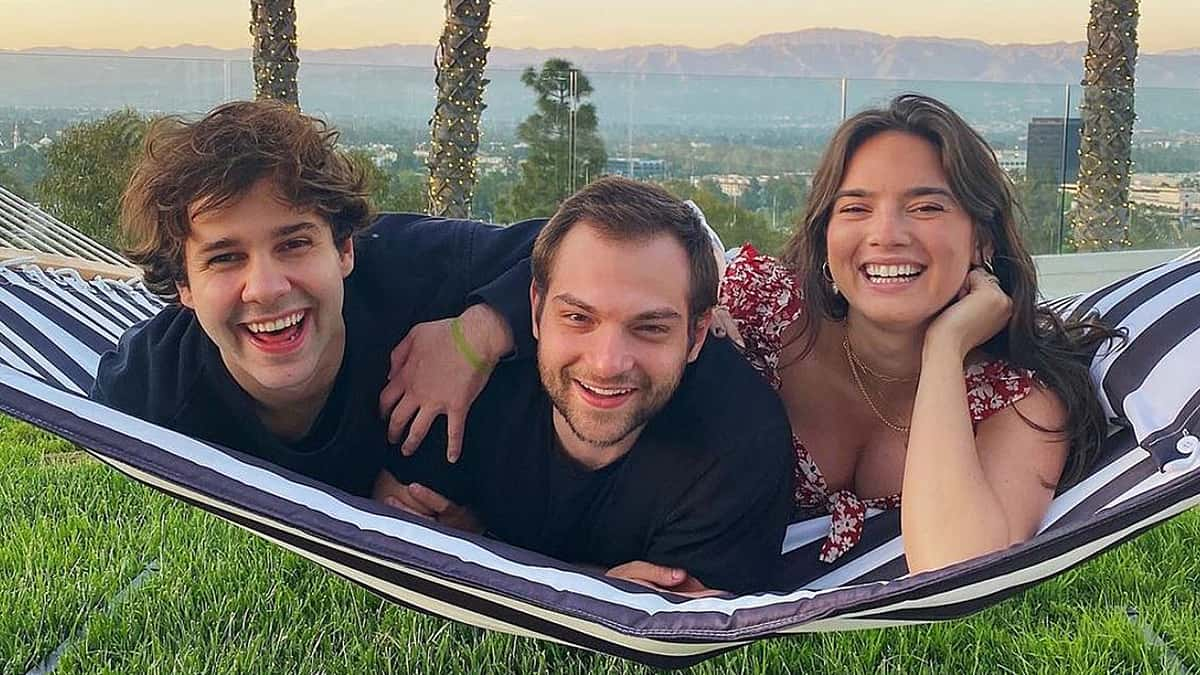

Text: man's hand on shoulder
xmin=605 ymin=561 xmax=723 ymax=598
xmin=379 ymin=304 xmax=512 ymax=462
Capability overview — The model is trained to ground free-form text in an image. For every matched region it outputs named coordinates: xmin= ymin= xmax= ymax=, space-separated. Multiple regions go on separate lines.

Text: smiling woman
xmin=719 ymin=94 xmax=1125 ymax=572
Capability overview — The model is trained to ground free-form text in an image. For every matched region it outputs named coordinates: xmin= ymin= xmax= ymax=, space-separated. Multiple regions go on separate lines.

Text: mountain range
xmin=8 ymin=29 xmax=1200 ymax=88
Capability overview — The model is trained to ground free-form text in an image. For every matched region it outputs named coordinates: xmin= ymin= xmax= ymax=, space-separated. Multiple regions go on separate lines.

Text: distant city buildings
xmin=1129 ymin=173 xmax=1200 ymax=228
xmin=353 ymin=142 xmax=399 ymax=167
xmin=1026 ymin=117 xmax=1081 ymax=183
xmin=707 ymin=174 xmax=752 ymax=198
xmin=477 ymin=155 xmax=508 ymax=174
xmin=994 ymin=149 xmax=1026 ymax=176
xmin=5 ymin=122 xmax=53 ymax=153
xmin=605 ymin=157 xmax=666 ymax=180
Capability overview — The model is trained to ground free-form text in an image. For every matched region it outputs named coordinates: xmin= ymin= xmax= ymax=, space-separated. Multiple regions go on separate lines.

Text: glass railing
xmin=1121 ymin=85 xmax=1200 ymax=252
xmin=1 ymin=51 xmax=1197 ymax=257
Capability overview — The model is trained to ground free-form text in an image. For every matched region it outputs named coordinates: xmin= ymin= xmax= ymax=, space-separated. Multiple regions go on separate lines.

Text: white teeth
xmin=579 ymin=382 xmax=634 ymax=396
xmin=864 ymin=263 xmax=924 ymax=278
xmin=246 ymin=311 xmax=304 ymax=334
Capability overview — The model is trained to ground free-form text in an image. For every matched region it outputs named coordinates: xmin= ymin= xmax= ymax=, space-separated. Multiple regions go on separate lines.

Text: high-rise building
xmin=1026 ymin=117 xmax=1081 ymax=183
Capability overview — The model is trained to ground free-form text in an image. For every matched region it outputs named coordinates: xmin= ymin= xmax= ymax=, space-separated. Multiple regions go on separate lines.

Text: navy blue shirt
xmin=90 ymin=214 xmax=543 ymax=496
xmin=389 ymin=337 xmax=795 ymax=594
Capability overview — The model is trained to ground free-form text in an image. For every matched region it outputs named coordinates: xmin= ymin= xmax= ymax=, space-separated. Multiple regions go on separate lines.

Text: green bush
xmin=37 ymin=109 xmax=148 ymax=250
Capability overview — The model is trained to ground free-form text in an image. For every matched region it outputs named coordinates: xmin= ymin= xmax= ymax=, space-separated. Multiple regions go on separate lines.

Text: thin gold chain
xmin=844 ymin=336 xmax=919 ymax=383
xmin=842 ymin=337 xmax=910 ymax=433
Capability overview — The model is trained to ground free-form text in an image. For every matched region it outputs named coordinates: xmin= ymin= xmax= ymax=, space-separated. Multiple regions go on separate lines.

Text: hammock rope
xmin=0 ymin=184 xmax=133 ymax=267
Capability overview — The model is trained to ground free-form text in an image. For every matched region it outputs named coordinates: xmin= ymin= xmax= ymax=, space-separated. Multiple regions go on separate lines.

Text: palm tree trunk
xmin=1071 ymin=0 xmax=1139 ymax=251
xmin=250 ymin=0 xmax=300 ymax=106
xmin=428 ymin=0 xmax=492 ymax=218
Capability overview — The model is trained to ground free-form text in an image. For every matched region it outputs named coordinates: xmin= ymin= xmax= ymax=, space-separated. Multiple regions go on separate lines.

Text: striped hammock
xmin=0 ymin=252 xmax=1197 ymax=669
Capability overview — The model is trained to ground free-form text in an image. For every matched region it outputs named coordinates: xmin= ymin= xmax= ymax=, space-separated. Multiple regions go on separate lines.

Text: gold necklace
xmin=842 ymin=337 xmax=910 ymax=433
xmin=843 ymin=336 xmax=919 ymax=383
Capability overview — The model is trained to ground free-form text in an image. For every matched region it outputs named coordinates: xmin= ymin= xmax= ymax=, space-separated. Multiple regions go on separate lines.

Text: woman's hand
xmin=378 ymin=305 xmax=509 ymax=462
xmin=926 ymin=266 xmax=1013 ymax=359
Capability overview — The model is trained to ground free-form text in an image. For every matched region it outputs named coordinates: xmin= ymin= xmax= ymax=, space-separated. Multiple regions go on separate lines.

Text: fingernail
xmin=671 ymin=569 xmax=684 ymax=581
xmin=384 ymin=497 xmax=400 ymax=507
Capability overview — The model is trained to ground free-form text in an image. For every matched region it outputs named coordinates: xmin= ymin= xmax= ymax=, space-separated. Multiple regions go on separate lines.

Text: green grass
xmin=2 ymin=414 xmax=1198 ymax=674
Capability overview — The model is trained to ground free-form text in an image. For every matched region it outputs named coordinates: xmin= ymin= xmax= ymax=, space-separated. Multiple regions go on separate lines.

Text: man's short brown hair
xmin=531 ymin=176 xmax=719 ymax=331
xmin=121 ymin=100 xmax=374 ymax=301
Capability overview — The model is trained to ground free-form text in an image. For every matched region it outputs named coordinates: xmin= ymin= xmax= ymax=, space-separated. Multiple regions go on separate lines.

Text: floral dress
xmin=720 ymin=244 xmax=1035 ymax=563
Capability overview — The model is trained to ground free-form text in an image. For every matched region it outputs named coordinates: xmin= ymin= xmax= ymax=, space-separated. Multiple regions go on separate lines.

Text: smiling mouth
xmin=577 ymin=381 xmax=636 ymax=396
xmin=862 ymin=263 xmax=926 ymax=285
xmin=242 ymin=310 xmax=307 ymax=346
xmin=574 ymin=379 xmax=638 ymax=409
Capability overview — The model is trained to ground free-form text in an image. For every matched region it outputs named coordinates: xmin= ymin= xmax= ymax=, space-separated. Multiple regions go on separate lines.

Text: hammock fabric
xmin=0 ymin=254 xmax=1198 ymax=669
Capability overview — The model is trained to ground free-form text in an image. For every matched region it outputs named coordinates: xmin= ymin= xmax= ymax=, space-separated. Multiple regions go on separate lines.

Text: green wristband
xmin=450 ymin=317 xmax=490 ymax=374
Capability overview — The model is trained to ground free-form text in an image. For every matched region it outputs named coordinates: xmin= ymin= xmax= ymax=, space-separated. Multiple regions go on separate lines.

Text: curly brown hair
xmin=121 ymin=100 xmax=374 ymax=301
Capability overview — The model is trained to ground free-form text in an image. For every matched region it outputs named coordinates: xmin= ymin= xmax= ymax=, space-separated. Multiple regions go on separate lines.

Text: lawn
xmin=2 ymin=414 xmax=1198 ymax=675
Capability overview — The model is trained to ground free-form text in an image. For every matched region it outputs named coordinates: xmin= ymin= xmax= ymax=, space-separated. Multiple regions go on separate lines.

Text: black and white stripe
xmin=1065 ymin=258 xmax=1200 ymax=469
xmin=0 ymin=257 xmax=1197 ymax=668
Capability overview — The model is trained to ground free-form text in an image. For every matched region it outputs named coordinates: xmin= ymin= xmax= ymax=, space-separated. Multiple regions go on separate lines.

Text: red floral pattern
xmin=720 ymin=244 xmax=1034 ymax=563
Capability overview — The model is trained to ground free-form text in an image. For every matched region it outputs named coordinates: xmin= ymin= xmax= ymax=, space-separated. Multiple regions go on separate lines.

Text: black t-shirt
xmin=90 ymin=214 xmax=543 ymax=496
xmin=389 ymin=337 xmax=795 ymax=594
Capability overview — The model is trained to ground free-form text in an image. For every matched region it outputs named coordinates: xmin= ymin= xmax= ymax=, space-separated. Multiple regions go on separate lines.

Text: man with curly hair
xmin=91 ymin=101 xmax=540 ymax=498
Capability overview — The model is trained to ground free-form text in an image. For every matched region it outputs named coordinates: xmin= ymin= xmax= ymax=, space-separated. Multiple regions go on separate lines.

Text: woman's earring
xmin=982 ymin=257 xmax=996 ymax=275
xmin=821 ymin=261 xmax=839 ymax=296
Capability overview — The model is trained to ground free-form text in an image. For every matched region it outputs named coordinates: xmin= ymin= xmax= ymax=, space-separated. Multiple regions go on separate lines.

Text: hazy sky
xmin=0 ymin=0 xmax=1195 ymax=53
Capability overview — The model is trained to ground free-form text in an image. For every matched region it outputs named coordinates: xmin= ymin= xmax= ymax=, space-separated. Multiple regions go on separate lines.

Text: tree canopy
xmin=345 ymin=149 xmax=427 ymax=214
xmin=499 ymin=59 xmax=607 ymax=221
xmin=660 ymin=179 xmax=790 ymax=256
xmin=37 ymin=109 xmax=148 ymax=248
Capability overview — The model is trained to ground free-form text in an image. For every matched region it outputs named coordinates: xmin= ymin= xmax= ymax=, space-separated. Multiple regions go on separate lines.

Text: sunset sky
xmin=0 ymin=0 xmax=1195 ymax=53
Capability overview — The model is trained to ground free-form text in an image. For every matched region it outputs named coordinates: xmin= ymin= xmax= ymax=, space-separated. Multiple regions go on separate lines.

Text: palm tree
xmin=1071 ymin=0 xmax=1139 ymax=251
xmin=250 ymin=0 xmax=300 ymax=106
xmin=427 ymin=0 xmax=492 ymax=218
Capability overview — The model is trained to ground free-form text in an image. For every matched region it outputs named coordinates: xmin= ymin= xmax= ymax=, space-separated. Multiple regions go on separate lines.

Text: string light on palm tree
xmin=1071 ymin=0 xmax=1139 ymax=252
xmin=250 ymin=0 xmax=299 ymax=106
xmin=428 ymin=0 xmax=493 ymax=218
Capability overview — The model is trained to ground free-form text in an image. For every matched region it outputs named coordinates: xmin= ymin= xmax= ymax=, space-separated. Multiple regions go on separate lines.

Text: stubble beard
xmin=540 ymin=363 xmax=680 ymax=449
